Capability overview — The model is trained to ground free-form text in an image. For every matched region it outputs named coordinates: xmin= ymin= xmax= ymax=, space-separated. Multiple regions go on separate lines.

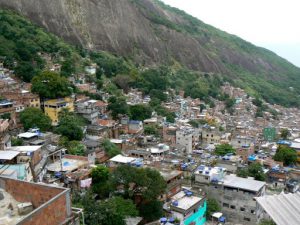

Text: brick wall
xmin=21 ymin=194 xmax=68 ymax=225
xmin=0 ymin=177 xmax=71 ymax=225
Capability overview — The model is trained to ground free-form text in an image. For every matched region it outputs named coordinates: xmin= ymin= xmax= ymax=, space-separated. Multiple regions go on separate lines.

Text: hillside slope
xmin=0 ymin=0 xmax=299 ymax=106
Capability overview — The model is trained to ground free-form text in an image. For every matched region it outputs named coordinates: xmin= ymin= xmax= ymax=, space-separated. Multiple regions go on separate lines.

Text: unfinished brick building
xmin=0 ymin=176 xmax=80 ymax=225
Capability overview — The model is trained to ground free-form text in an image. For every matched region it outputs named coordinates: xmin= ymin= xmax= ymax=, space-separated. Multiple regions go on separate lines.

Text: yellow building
xmin=44 ymin=97 xmax=74 ymax=125
xmin=28 ymin=94 xmax=41 ymax=108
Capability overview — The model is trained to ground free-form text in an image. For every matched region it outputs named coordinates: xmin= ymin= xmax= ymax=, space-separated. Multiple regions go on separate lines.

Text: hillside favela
xmin=0 ymin=0 xmax=299 ymax=225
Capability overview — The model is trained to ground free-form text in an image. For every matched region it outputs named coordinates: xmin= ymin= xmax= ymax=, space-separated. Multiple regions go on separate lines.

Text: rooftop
xmin=17 ymin=132 xmax=38 ymax=139
xmin=47 ymin=158 xmax=88 ymax=172
xmin=0 ymin=151 xmax=20 ymax=160
xmin=109 ymin=154 xmax=137 ymax=164
xmin=223 ymin=174 xmax=265 ymax=192
xmin=8 ymin=146 xmax=42 ymax=153
xmin=256 ymin=192 xmax=300 ymax=225
xmin=171 ymin=190 xmax=203 ymax=211
xmin=159 ymin=169 xmax=182 ymax=181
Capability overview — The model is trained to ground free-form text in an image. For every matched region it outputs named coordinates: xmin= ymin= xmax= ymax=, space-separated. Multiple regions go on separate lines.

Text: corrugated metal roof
xmin=256 ymin=192 xmax=300 ymax=225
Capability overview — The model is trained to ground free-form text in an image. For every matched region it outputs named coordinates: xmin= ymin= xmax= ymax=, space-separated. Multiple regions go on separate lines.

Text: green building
xmin=263 ymin=127 xmax=276 ymax=141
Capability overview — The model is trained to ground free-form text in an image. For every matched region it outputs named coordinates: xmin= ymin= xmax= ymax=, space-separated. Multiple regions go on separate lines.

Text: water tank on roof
xmin=186 ymin=191 xmax=193 ymax=197
xmin=172 ymin=201 xmax=178 ymax=207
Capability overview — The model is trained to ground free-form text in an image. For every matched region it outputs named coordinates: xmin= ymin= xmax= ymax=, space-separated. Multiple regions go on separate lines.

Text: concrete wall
xmin=0 ymin=176 xmax=72 ymax=225
xmin=194 ymin=182 xmax=264 ymax=225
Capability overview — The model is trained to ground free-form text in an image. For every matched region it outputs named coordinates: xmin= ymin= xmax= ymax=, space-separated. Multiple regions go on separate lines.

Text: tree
xmin=107 ymin=96 xmax=129 ymax=119
xmin=67 ymin=141 xmax=85 ymax=156
xmin=248 ymin=163 xmax=266 ymax=181
xmin=20 ymin=107 xmax=52 ymax=131
xmin=113 ymin=74 xmax=133 ymax=93
xmin=215 ymin=144 xmax=235 ymax=156
xmin=111 ymin=196 xmax=139 ymax=218
xmin=237 ymin=168 xmax=248 ymax=178
xmin=206 ymin=198 xmax=221 ymax=218
xmin=225 ymin=98 xmax=235 ymax=109
xmin=139 ymin=67 xmax=169 ymax=94
xmin=149 ymin=89 xmax=167 ymax=102
xmin=31 ymin=71 xmax=72 ymax=99
xmin=188 ymin=120 xmax=199 ymax=128
xmin=139 ymin=200 xmax=163 ymax=222
xmin=55 ymin=109 xmax=83 ymax=141
xmin=11 ymin=137 xmax=24 ymax=146
xmin=91 ymin=165 xmax=110 ymax=183
xmin=102 ymin=139 xmax=121 ymax=158
xmin=237 ymin=163 xmax=266 ymax=181
xmin=274 ymin=145 xmax=297 ymax=166
xmin=280 ymin=128 xmax=290 ymax=139
xmin=200 ymin=104 xmax=206 ymax=113
xmin=129 ymin=104 xmax=152 ymax=121
xmin=111 ymin=165 xmax=167 ymax=201
xmin=14 ymin=61 xmax=38 ymax=82
xmin=60 ymin=59 xmax=75 ymax=77
xmin=91 ymin=165 xmax=111 ymax=198
xmin=144 ymin=125 xmax=159 ymax=136
xmin=82 ymin=193 xmax=125 ymax=225
xmin=252 ymin=98 xmax=263 ymax=107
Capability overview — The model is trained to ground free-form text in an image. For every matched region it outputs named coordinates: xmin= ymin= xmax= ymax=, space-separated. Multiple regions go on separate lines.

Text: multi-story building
xmin=43 ymin=97 xmax=74 ymax=125
xmin=1 ymin=91 xmax=40 ymax=109
xmin=194 ymin=167 xmax=266 ymax=225
xmin=0 ymin=176 xmax=81 ymax=225
xmin=76 ymin=99 xmax=99 ymax=124
xmin=176 ymin=129 xmax=193 ymax=154
xmin=166 ymin=189 xmax=207 ymax=225
xmin=163 ymin=125 xmax=177 ymax=146
xmin=231 ymin=135 xmax=255 ymax=149
xmin=201 ymin=126 xmax=221 ymax=145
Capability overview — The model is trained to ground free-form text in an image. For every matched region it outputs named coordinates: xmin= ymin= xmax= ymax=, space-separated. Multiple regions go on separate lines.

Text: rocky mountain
xmin=0 ymin=0 xmax=300 ymax=106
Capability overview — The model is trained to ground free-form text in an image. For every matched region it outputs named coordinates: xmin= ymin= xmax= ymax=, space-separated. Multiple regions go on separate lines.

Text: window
xmin=230 ymin=205 xmax=236 ymax=209
xmin=244 ymin=217 xmax=251 ymax=222
xmin=223 ymin=203 xmax=229 ymax=208
xmin=205 ymin=177 xmax=209 ymax=180
xmin=240 ymin=207 xmax=245 ymax=212
xmin=251 ymin=210 xmax=255 ymax=214
xmin=211 ymin=134 xmax=213 ymax=137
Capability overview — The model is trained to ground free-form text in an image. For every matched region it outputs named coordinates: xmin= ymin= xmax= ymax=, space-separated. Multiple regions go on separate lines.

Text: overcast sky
xmin=161 ymin=0 xmax=300 ymax=67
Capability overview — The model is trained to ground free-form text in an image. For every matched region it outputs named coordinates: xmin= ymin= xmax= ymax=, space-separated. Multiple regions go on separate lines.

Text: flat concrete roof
xmin=47 ymin=158 xmax=88 ymax=172
xmin=109 ymin=154 xmax=136 ymax=164
xmin=159 ymin=170 xmax=182 ymax=181
xmin=18 ymin=132 xmax=38 ymax=139
xmin=223 ymin=174 xmax=265 ymax=192
xmin=256 ymin=192 xmax=300 ymax=225
xmin=0 ymin=151 xmax=20 ymax=160
xmin=8 ymin=146 xmax=42 ymax=153
xmin=171 ymin=191 xmax=203 ymax=211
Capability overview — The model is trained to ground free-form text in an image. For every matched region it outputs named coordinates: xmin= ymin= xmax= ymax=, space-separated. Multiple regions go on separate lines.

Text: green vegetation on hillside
xmin=136 ymin=0 xmax=300 ymax=107
xmin=1 ymin=8 xmax=299 ymax=108
xmin=0 ymin=9 xmax=82 ymax=82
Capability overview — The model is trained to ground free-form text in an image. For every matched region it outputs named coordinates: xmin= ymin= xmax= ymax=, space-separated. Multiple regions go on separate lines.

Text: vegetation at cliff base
xmin=20 ymin=107 xmax=52 ymax=131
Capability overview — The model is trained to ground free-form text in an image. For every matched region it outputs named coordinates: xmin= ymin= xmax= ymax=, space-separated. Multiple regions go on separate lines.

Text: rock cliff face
xmin=0 ymin=0 xmax=299 ymax=78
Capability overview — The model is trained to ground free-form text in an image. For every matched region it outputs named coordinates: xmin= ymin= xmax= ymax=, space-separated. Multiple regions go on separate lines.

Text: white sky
xmin=161 ymin=0 xmax=300 ymax=67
